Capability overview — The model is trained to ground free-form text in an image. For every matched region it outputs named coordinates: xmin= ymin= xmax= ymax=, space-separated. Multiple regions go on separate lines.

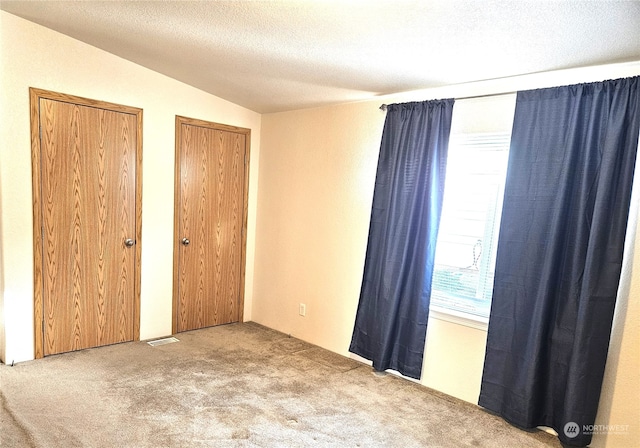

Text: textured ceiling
xmin=2 ymin=1 xmax=640 ymax=113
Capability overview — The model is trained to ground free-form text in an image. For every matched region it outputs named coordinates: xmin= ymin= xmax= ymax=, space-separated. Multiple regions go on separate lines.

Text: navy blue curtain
xmin=349 ymin=100 xmax=454 ymax=379
xmin=479 ymin=77 xmax=640 ymax=447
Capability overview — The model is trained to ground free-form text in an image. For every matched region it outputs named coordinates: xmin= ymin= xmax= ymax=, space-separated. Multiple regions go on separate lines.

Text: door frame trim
xmin=30 ymin=88 xmax=143 ymax=358
xmin=172 ymin=116 xmax=251 ymax=333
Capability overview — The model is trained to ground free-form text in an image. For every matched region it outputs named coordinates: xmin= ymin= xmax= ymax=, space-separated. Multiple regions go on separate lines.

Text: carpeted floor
xmin=0 ymin=322 xmax=561 ymax=447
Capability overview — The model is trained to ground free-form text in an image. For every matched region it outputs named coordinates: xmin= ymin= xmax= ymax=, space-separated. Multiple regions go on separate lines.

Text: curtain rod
xmin=379 ymin=90 xmax=518 ymax=110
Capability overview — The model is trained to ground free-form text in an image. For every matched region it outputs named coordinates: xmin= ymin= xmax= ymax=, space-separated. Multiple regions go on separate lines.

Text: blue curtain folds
xmin=479 ymin=77 xmax=640 ymax=447
xmin=349 ymin=99 xmax=454 ymax=379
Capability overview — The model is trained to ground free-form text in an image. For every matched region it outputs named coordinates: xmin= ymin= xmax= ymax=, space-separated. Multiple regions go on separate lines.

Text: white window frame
xmin=429 ymin=132 xmax=511 ymax=329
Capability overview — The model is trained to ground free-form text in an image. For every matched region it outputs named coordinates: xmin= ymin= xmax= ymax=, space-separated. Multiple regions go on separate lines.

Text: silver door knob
xmin=124 ymin=238 xmax=135 ymax=247
xmin=181 ymin=238 xmax=190 ymax=246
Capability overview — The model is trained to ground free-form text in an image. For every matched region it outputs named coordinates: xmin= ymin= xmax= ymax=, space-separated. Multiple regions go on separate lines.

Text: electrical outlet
xmin=299 ymin=303 xmax=306 ymax=316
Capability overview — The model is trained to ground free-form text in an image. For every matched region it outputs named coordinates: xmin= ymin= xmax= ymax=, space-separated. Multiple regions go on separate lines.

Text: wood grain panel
xmin=173 ymin=117 xmax=250 ymax=333
xmin=30 ymin=88 xmax=142 ymax=357
xmin=217 ymin=130 xmax=245 ymax=324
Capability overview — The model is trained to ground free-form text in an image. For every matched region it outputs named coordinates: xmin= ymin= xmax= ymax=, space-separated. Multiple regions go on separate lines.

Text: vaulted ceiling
xmin=2 ymin=1 xmax=640 ymax=113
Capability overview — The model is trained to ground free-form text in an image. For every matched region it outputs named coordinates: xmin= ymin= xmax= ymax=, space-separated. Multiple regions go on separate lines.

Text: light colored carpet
xmin=0 ymin=322 xmax=561 ymax=447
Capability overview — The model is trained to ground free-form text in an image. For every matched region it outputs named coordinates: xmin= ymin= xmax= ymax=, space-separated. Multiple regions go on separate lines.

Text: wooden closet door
xmin=31 ymin=89 xmax=142 ymax=357
xmin=174 ymin=117 xmax=250 ymax=333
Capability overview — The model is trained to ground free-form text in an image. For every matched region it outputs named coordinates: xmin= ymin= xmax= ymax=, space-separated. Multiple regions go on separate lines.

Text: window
xmin=430 ymin=132 xmax=511 ymax=322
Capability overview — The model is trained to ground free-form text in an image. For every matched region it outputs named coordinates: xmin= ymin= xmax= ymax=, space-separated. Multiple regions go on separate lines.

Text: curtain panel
xmin=349 ymin=99 xmax=454 ymax=379
xmin=479 ymin=77 xmax=640 ymax=447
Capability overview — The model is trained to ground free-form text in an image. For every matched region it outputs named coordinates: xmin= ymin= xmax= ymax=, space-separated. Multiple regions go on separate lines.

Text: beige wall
xmin=253 ymin=101 xmax=382 ymax=355
xmin=255 ymin=62 xmax=640 ymax=447
xmin=0 ymin=11 xmax=261 ymax=363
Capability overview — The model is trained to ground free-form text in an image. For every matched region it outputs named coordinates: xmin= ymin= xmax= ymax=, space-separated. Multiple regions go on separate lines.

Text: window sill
xmin=428 ymin=305 xmax=489 ymax=331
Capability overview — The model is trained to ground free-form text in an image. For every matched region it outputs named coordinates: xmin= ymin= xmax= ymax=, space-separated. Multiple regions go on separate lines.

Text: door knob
xmin=124 ymin=238 xmax=135 ymax=247
xmin=182 ymin=238 xmax=190 ymax=246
